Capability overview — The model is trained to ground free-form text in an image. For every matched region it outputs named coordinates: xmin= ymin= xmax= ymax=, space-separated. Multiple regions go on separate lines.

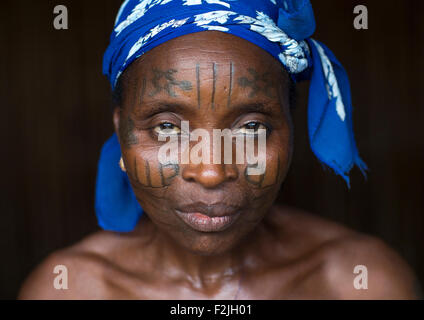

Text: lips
xmin=175 ymin=202 xmax=241 ymax=232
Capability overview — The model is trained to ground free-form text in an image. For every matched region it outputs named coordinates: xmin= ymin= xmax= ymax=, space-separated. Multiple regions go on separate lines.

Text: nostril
xmin=225 ymin=164 xmax=239 ymax=181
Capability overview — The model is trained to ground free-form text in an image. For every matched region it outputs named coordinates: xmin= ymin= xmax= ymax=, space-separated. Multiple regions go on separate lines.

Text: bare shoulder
xmin=268 ymin=204 xmax=422 ymax=299
xmin=319 ymin=232 xmax=421 ymax=299
xmin=18 ymin=230 xmax=127 ymax=300
xmin=267 ymin=204 xmax=356 ymax=242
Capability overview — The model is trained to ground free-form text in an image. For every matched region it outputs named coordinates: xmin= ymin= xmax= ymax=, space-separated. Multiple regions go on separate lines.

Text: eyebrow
xmin=134 ymin=100 xmax=279 ymax=118
xmin=229 ymin=101 xmax=278 ymax=116
xmin=133 ymin=101 xmax=194 ymax=117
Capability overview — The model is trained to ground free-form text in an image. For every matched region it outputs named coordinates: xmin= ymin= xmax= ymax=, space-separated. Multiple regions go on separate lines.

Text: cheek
xmin=242 ymin=148 xmax=287 ymax=190
xmin=242 ymin=128 xmax=292 ymax=190
xmin=122 ymin=146 xmax=179 ymax=189
xmin=276 ymin=126 xmax=293 ymax=180
xmin=121 ymin=126 xmax=292 ymax=195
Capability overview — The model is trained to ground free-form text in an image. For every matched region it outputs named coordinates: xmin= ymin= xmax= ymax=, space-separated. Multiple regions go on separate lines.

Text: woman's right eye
xmin=153 ymin=122 xmax=181 ymax=135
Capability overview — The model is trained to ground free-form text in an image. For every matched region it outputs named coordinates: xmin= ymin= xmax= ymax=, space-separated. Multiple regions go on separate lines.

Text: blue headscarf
xmin=97 ymin=0 xmax=367 ymax=232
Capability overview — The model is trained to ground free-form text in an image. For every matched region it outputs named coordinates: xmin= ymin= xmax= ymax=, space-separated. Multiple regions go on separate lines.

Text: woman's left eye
xmin=236 ymin=122 xmax=268 ymax=135
xmin=153 ymin=122 xmax=181 ymax=135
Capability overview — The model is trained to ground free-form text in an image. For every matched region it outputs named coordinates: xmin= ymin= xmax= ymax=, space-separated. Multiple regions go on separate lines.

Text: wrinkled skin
xmin=114 ymin=30 xmax=293 ymax=257
xmin=18 ymin=32 xmax=421 ymax=300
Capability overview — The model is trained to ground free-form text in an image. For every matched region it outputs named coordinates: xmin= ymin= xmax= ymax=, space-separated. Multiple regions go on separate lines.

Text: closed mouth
xmin=175 ymin=202 xmax=242 ymax=232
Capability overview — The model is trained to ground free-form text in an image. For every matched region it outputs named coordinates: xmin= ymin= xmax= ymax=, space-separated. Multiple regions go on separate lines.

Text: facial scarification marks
xmin=244 ymin=164 xmax=265 ymax=187
xmin=145 ymin=160 xmax=152 ymax=186
xmin=211 ymin=63 xmax=217 ymax=109
xmin=244 ymin=154 xmax=281 ymax=188
xmin=120 ymin=115 xmax=139 ymax=147
xmin=149 ymin=68 xmax=193 ymax=97
xmin=140 ymin=77 xmax=147 ymax=104
xmin=159 ymin=162 xmax=180 ymax=186
xmin=134 ymin=157 xmax=139 ymax=182
xmin=238 ymin=68 xmax=276 ymax=99
xmin=196 ymin=64 xmax=201 ymax=109
xmin=131 ymin=157 xmax=180 ymax=188
xmin=227 ymin=61 xmax=234 ymax=108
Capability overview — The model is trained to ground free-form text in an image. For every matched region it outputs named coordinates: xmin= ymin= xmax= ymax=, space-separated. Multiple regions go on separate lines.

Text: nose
xmin=182 ymin=163 xmax=238 ymax=189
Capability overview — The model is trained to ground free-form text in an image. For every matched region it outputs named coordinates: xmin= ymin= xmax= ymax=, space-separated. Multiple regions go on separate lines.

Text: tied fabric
xmin=97 ymin=0 xmax=367 ymax=232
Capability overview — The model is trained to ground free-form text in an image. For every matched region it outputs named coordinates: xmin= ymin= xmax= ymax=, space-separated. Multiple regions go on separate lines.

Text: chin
xmin=179 ymin=231 xmax=245 ymax=256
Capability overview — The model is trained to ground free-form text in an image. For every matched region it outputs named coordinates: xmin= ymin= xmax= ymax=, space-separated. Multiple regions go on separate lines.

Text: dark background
xmin=0 ymin=0 xmax=422 ymax=299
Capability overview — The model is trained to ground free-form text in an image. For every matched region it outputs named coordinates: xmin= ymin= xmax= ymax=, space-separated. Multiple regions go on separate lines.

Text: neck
xmin=133 ymin=215 xmax=265 ymax=284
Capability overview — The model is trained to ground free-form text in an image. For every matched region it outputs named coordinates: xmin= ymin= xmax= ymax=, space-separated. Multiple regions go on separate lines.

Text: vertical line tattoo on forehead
xmin=196 ymin=63 xmax=201 ymax=109
xmin=211 ymin=62 xmax=217 ymax=109
xmin=227 ymin=61 xmax=234 ymax=108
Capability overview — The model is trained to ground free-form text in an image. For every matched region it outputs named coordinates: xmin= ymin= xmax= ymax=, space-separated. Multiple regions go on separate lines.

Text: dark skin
xmin=19 ymin=32 xmax=421 ymax=299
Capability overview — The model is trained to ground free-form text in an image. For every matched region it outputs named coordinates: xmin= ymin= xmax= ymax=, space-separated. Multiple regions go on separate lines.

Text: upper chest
xmin=98 ymin=252 xmax=332 ymax=299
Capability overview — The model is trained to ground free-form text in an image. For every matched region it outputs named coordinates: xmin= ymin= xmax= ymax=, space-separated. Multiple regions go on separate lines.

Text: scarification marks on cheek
xmin=131 ymin=156 xmax=180 ymax=188
xmin=160 ymin=162 xmax=180 ymax=185
xmin=244 ymin=153 xmax=281 ymax=188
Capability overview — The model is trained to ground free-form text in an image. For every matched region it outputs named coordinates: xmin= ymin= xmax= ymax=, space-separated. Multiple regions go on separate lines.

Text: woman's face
xmin=113 ymin=31 xmax=293 ymax=255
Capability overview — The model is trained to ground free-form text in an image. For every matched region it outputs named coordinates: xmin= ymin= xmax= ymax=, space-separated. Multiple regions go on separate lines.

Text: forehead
xmin=120 ymin=31 xmax=290 ymax=117
xmin=125 ymin=31 xmax=286 ymax=84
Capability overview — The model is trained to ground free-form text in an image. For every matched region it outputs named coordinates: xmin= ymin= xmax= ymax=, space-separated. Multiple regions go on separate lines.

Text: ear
xmin=113 ymin=107 xmax=121 ymax=141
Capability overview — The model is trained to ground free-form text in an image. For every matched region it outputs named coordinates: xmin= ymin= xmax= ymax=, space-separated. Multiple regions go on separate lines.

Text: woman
xmin=19 ymin=0 xmax=420 ymax=299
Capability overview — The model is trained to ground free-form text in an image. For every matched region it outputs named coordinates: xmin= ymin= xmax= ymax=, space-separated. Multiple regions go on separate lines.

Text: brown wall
xmin=0 ymin=0 xmax=422 ymax=299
